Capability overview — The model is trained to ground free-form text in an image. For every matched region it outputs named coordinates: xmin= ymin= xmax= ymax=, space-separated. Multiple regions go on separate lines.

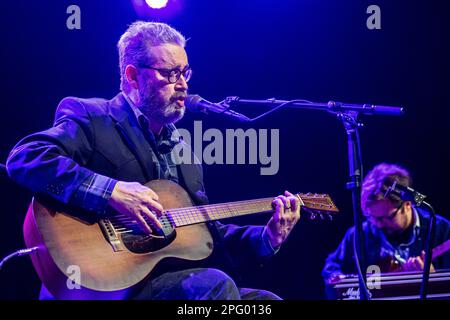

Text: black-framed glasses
xmin=139 ymin=65 xmax=192 ymax=84
xmin=365 ymin=202 xmax=404 ymax=223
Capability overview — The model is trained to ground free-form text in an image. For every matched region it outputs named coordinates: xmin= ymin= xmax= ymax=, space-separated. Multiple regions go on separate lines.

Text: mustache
xmin=172 ymin=93 xmax=187 ymax=101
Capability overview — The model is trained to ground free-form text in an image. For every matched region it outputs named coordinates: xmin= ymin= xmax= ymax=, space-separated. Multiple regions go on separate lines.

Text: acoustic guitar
xmin=23 ymin=179 xmax=338 ymax=299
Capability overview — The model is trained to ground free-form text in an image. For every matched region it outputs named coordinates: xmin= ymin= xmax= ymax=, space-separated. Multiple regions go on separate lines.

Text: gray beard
xmin=138 ymin=88 xmax=184 ymax=126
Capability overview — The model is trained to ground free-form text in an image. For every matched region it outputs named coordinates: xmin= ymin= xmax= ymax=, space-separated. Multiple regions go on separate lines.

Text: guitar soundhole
xmin=121 ymin=230 xmax=176 ymax=254
xmin=103 ymin=214 xmax=177 ymax=254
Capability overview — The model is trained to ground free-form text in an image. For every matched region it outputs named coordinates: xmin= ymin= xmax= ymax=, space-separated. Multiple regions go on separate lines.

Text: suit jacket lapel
xmin=108 ymin=93 xmax=155 ymax=181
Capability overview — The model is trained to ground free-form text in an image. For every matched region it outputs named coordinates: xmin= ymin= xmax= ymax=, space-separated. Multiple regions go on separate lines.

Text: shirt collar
xmin=411 ymin=206 xmax=421 ymax=236
xmin=371 ymin=205 xmax=421 ymax=249
xmin=122 ymin=92 xmax=145 ymax=125
xmin=122 ymin=92 xmax=182 ymax=153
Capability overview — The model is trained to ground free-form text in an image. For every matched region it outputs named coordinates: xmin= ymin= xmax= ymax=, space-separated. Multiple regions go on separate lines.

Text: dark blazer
xmin=7 ymin=93 xmax=274 ymax=273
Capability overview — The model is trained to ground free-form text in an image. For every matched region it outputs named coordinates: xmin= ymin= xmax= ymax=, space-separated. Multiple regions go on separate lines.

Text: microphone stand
xmin=225 ymin=97 xmax=405 ymax=300
xmin=338 ymin=111 xmax=370 ymax=300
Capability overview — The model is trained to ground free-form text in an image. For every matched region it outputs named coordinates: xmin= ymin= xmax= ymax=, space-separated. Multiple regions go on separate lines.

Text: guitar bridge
xmin=99 ymin=219 xmax=124 ymax=252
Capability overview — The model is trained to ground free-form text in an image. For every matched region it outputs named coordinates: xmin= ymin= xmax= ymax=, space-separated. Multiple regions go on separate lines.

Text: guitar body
xmin=23 ymin=180 xmax=214 ymax=300
xmin=377 ymin=238 xmax=450 ymax=273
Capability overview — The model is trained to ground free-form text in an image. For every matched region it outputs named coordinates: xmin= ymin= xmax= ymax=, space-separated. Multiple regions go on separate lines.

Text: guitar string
xmin=114 ymin=195 xmax=333 ymax=222
xmin=107 ymin=196 xmax=335 ymax=231
xmin=108 ymin=199 xmax=333 ymax=225
xmin=109 ymin=206 xmax=269 ymax=230
xmin=113 ymin=199 xmax=276 ymax=223
xmin=108 ymin=199 xmax=334 ymax=233
xmin=108 ymin=198 xmax=274 ymax=219
xmin=108 ymin=203 xmax=273 ymax=231
xmin=111 ymin=210 xmax=334 ymax=235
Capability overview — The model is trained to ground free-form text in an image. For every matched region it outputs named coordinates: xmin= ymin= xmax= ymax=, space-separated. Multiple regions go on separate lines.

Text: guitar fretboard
xmin=166 ymin=198 xmax=275 ymax=227
xmin=107 ymin=192 xmax=337 ymax=233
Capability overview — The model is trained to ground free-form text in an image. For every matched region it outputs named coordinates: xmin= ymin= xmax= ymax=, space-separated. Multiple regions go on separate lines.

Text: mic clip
xmin=384 ymin=181 xmax=427 ymax=206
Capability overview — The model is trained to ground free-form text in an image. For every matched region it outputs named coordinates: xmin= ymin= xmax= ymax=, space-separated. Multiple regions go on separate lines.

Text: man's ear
xmin=403 ymin=200 xmax=413 ymax=210
xmin=125 ymin=65 xmax=139 ymax=90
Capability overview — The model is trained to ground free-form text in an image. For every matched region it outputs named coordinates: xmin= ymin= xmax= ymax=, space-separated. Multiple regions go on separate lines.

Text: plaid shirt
xmin=71 ymin=173 xmax=117 ymax=215
xmin=71 ymin=94 xmax=181 ymax=216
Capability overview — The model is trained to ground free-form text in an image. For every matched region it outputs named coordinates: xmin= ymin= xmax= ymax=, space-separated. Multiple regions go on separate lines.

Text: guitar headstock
xmin=296 ymin=193 xmax=339 ymax=221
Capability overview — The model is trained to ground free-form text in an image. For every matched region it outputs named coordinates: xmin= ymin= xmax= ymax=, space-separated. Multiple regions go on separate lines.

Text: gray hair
xmin=117 ymin=21 xmax=186 ymax=92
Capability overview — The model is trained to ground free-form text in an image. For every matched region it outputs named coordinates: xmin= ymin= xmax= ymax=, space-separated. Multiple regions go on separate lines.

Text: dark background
xmin=0 ymin=0 xmax=449 ymax=299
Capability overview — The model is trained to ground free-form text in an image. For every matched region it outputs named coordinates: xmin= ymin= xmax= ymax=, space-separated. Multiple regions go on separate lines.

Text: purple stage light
xmin=145 ymin=0 xmax=168 ymax=9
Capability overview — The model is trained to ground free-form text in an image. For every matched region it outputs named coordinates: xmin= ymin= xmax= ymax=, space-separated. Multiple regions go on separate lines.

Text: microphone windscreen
xmin=185 ymin=95 xmax=202 ymax=111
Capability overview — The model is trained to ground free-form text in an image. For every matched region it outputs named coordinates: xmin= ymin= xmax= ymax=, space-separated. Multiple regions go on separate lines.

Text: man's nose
xmin=175 ymin=75 xmax=188 ymax=91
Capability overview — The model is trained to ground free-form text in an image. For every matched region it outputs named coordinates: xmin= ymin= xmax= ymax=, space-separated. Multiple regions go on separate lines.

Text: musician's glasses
xmin=139 ymin=65 xmax=192 ymax=84
xmin=365 ymin=202 xmax=404 ymax=223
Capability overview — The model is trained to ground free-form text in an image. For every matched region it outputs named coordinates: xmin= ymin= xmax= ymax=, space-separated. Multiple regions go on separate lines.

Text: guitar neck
xmin=107 ymin=190 xmax=337 ymax=233
xmin=166 ymin=198 xmax=275 ymax=227
xmin=432 ymin=238 xmax=450 ymax=260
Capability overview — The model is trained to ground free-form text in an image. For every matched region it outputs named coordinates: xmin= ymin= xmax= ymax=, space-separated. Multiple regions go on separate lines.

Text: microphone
xmin=384 ymin=181 xmax=427 ymax=206
xmin=185 ymin=95 xmax=250 ymax=122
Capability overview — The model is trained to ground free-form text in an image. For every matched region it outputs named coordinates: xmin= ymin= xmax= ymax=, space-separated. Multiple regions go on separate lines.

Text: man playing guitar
xmin=6 ymin=21 xmax=308 ymax=300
